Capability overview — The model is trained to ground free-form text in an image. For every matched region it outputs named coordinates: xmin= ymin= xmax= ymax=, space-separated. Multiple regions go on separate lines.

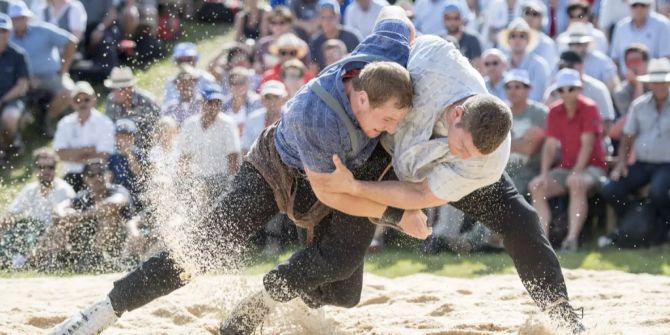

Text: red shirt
xmin=546 ymin=95 xmax=607 ymax=171
xmin=260 ymin=63 xmax=314 ymax=85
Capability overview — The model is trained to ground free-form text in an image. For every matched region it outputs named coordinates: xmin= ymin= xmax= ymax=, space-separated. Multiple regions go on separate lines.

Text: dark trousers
xmin=108 ymin=145 xmax=390 ymax=313
xmin=64 ymin=172 xmax=85 ymax=193
xmin=601 ymin=162 xmax=670 ymax=221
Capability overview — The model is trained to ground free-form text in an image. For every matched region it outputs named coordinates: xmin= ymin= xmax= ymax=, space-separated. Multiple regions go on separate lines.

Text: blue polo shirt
xmin=0 ymin=43 xmax=30 ymax=98
xmin=10 ymin=22 xmax=72 ymax=76
xmin=274 ymin=19 xmax=410 ymax=173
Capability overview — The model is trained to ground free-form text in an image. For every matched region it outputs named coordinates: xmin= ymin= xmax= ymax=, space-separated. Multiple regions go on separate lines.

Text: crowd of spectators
xmin=1 ymin=0 xmax=670 ymax=272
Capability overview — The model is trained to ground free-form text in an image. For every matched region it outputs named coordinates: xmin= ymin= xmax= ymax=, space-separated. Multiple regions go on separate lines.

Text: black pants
xmin=108 ymin=145 xmax=390 ymax=313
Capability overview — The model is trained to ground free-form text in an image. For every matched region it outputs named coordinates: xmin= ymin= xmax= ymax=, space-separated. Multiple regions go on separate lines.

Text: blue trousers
xmin=601 ymin=162 xmax=670 ymax=221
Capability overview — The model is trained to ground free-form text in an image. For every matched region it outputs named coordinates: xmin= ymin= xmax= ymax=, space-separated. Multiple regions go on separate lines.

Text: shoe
xmin=547 ymin=300 xmax=586 ymax=334
xmin=220 ymin=290 xmax=277 ymax=335
xmin=50 ymin=296 xmax=118 ymax=335
xmin=367 ymin=238 xmax=384 ymax=253
xmin=419 ymin=235 xmax=447 ymax=255
xmin=560 ymin=239 xmax=578 ymax=253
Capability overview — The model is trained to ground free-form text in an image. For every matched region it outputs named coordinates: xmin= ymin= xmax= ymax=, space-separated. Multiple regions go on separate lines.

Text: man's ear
xmin=358 ymin=90 xmax=370 ymax=110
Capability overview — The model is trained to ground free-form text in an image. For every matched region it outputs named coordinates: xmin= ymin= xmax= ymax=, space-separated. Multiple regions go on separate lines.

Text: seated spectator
xmin=529 ymin=69 xmax=608 ymax=252
xmin=104 ymin=66 xmax=160 ymax=152
xmin=177 ymin=88 xmax=241 ymax=202
xmin=557 ymin=0 xmax=609 ymax=55
xmin=344 ymin=0 xmax=388 ymax=38
xmin=520 ymin=0 xmax=558 ymax=69
xmin=601 ymin=59 xmax=670 ymax=244
xmin=208 ymin=42 xmax=259 ymax=95
xmin=546 ymin=51 xmax=616 ymax=134
xmin=598 ymin=0 xmax=629 ymax=41
xmin=33 ymin=159 xmax=131 ymax=271
xmin=79 ymin=0 xmax=119 ymax=76
xmin=440 ymin=0 xmax=483 ymax=70
xmin=163 ymin=42 xmax=217 ymax=104
xmin=54 ymin=81 xmax=115 ymax=192
xmin=116 ymin=0 xmax=140 ymax=39
xmin=262 ymin=32 xmax=313 ymax=84
xmin=233 ymin=0 xmax=269 ymax=42
xmin=0 ymin=147 xmax=75 ymax=269
xmin=497 ymin=18 xmax=549 ymax=102
xmin=560 ymin=22 xmax=620 ymax=92
xmin=612 ymin=44 xmax=650 ymax=139
xmin=289 ymin=0 xmax=320 ymax=35
xmin=322 ymin=38 xmax=348 ymax=67
xmin=253 ymin=6 xmax=310 ymax=72
xmin=414 ymin=0 xmax=473 ymax=35
xmin=280 ymin=58 xmax=307 ymax=98
xmin=223 ymin=67 xmax=263 ymax=135
xmin=9 ymin=2 xmax=77 ymax=123
xmin=309 ymin=0 xmax=360 ymax=72
xmin=0 ymin=13 xmax=29 ymax=159
xmin=147 ymin=115 xmax=179 ymax=179
xmin=482 ymin=48 xmax=508 ymax=101
xmin=610 ymin=0 xmax=670 ymax=74
xmin=33 ymin=0 xmax=87 ymax=40
xmin=161 ymin=65 xmax=203 ymax=124
xmin=505 ymin=69 xmax=548 ymax=197
xmin=241 ymin=80 xmax=288 ymax=153
xmin=108 ymin=119 xmax=145 ymax=207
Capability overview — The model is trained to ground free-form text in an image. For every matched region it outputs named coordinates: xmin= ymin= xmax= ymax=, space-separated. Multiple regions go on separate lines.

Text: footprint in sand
xmin=407 ymin=295 xmax=440 ymax=304
xmin=359 ymin=295 xmax=391 ymax=306
xmin=26 ymin=315 xmax=67 ymax=329
xmin=151 ymin=307 xmax=196 ymax=325
xmin=456 ymin=289 xmax=472 ymax=295
xmin=429 ymin=304 xmax=454 ymax=316
xmin=185 ymin=304 xmax=220 ymax=318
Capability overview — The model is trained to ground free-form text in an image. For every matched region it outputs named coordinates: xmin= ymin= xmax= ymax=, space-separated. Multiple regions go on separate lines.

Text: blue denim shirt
xmin=274 ymin=19 xmax=410 ymax=173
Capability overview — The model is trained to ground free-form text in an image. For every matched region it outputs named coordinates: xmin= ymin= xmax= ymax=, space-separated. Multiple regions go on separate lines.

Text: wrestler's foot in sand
xmin=50 ymin=296 xmax=118 ymax=335
xmin=220 ymin=290 xmax=277 ymax=335
xmin=548 ymin=299 xmax=586 ymax=334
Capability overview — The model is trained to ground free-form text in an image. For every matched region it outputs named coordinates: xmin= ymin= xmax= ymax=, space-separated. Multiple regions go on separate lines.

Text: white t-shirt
xmin=8 ymin=178 xmax=76 ymax=225
xmin=344 ymin=0 xmax=388 ymax=38
xmin=34 ymin=1 xmax=88 ymax=35
xmin=177 ymin=113 xmax=241 ymax=178
xmin=53 ymin=109 xmax=116 ymax=174
xmin=385 ymin=35 xmax=511 ymax=202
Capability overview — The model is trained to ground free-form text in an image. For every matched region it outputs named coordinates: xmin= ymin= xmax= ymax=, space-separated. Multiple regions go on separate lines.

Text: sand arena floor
xmin=2 ymin=269 xmax=670 ymax=334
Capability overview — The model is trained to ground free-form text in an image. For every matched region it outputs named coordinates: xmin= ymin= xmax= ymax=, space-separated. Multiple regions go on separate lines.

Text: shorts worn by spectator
xmin=163 ymin=42 xmax=217 ymax=104
xmin=602 ymin=59 xmax=670 ymax=241
xmin=530 ymin=69 xmax=607 ymax=252
xmin=0 ymin=147 xmax=75 ymax=269
xmin=104 ymin=66 xmax=161 ymax=153
xmin=34 ymin=159 xmax=131 ymax=272
xmin=561 ymin=22 xmax=620 ymax=92
xmin=439 ymin=0 xmax=483 ymax=70
xmin=482 ymin=49 xmax=509 ymax=102
xmin=34 ymin=0 xmax=88 ymax=40
xmin=161 ymin=64 xmax=204 ymax=124
xmin=108 ymin=119 xmax=146 ymax=208
xmin=242 ymin=80 xmax=288 ymax=153
xmin=53 ymin=81 xmax=115 ymax=192
xmin=0 ymin=13 xmax=29 ymax=158
xmin=309 ymin=0 xmax=361 ymax=72
xmin=344 ymin=0 xmax=388 ymax=38
xmin=223 ymin=67 xmax=263 ymax=135
xmin=9 ymin=2 xmax=77 ymax=121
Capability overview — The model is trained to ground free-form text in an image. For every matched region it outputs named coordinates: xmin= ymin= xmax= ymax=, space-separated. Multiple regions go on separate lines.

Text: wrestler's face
xmin=358 ymin=97 xmax=408 ymax=138
xmin=445 ymin=105 xmax=484 ymax=160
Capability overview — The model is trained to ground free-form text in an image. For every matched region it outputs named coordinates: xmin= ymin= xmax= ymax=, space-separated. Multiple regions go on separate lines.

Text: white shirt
xmin=177 ymin=113 xmax=241 ymax=178
xmin=385 ymin=35 xmax=511 ymax=202
xmin=53 ymin=109 xmax=116 ymax=174
xmin=33 ymin=1 xmax=88 ymax=35
xmin=610 ymin=13 xmax=670 ymax=70
xmin=8 ymin=178 xmax=75 ymax=225
xmin=344 ymin=0 xmax=388 ymax=38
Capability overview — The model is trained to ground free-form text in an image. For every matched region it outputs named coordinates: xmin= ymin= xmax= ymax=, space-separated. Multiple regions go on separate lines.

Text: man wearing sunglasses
xmin=0 ymin=147 xmax=75 ymax=269
xmin=530 ymin=68 xmax=607 ymax=253
xmin=53 ymin=81 xmax=115 ymax=192
xmin=309 ymin=0 xmax=360 ymax=72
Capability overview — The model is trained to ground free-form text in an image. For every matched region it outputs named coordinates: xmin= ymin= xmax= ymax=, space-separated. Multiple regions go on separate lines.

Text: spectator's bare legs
xmin=369 ymin=225 xmax=386 ymax=252
xmin=564 ymin=173 xmax=597 ymax=248
xmin=0 ymin=105 xmax=21 ymax=151
xmin=529 ymin=177 xmax=567 ymax=236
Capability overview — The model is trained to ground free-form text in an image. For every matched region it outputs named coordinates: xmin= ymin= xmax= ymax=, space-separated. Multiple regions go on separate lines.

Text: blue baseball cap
xmin=0 ymin=13 xmax=12 ymax=30
xmin=202 ymin=87 xmax=226 ymax=102
xmin=318 ymin=0 xmax=340 ymax=15
xmin=443 ymin=1 xmax=463 ymax=15
xmin=172 ymin=42 xmax=199 ymax=62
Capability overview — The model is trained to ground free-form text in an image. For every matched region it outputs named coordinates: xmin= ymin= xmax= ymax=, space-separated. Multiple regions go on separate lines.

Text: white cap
xmin=260 ymin=80 xmax=288 ymax=97
xmin=8 ymin=1 xmax=33 ymax=18
xmin=172 ymin=42 xmax=199 ymax=62
xmin=71 ymin=81 xmax=96 ymax=98
xmin=0 ymin=13 xmax=12 ymax=30
xmin=637 ymin=58 xmax=670 ymax=83
xmin=504 ymin=69 xmax=531 ymax=87
xmin=551 ymin=68 xmax=582 ymax=92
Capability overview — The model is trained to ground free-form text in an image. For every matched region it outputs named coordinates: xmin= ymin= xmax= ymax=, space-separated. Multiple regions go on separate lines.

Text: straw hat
xmin=637 ymin=58 xmax=670 ymax=83
xmin=269 ymin=33 xmax=308 ymax=58
xmin=559 ymin=22 xmax=593 ymax=45
xmin=104 ymin=67 xmax=138 ymax=89
xmin=497 ymin=18 xmax=539 ymax=52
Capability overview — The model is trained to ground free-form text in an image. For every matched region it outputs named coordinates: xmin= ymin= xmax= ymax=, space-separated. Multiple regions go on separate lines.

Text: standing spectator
xmin=163 ymin=42 xmax=217 ymax=104
xmin=529 ymin=69 xmax=608 ymax=252
xmin=557 ymin=0 xmax=609 ymax=55
xmin=309 ymin=0 xmax=360 ymax=72
xmin=498 ymin=18 xmax=549 ymax=102
xmin=344 ymin=0 xmax=388 ymax=38
xmin=280 ymin=58 xmax=307 ymax=98
xmin=9 ymin=2 xmax=77 ymax=123
xmin=161 ymin=65 xmax=203 ymax=124
xmin=520 ymin=0 xmax=558 ymax=70
xmin=602 ymin=59 xmax=670 ymax=242
xmin=79 ymin=0 xmax=119 ymax=75
xmin=104 ymin=66 xmax=160 ymax=152
xmin=561 ymin=22 xmax=620 ymax=92
xmin=611 ymin=44 xmax=650 ymax=139
xmin=599 ymin=0 xmax=629 ymax=40
xmin=35 ymin=159 xmax=131 ymax=271
xmin=440 ymin=0 xmax=483 ymax=70
xmin=223 ymin=67 xmax=263 ymax=136
xmin=610 ymin=0 xmax=670 ymax=74
xmin=0 ymin=147 xmax=75 ymax=269
xmin=482 ymin=48 xmax=508 ymax=101
xmin=177 ymin=88 xmax=241 ymax=201
xmin=504 ymin=69 xmax=548 ymax=197
xmin=0 ymin=13 xmax=29 ymax=159
xmin=108 ymin=119 xmax=145 ymax=207
xmin=34 ymin=0 xmax=87 ymax=40
xmin=54 ymin=81 xmax=115 ymax=192
xmin=241 ymin=80 xmax=288 ymax=153
xmin=233 ymin=0 xmax=269 ymax=42
xmin=322 ymin=38 xmax=348 ymax=67
xmin=262 ymin=32 xmax=313 ymax=84
xmin=289 ymin=0 xmax=320 ymax=35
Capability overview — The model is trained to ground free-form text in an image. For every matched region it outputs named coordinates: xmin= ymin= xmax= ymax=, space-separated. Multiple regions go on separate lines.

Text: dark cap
xmin=82 ymin=159 xmax=107 ymax=176
xmin=560 ymin=50 xmax=583 ymax=65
